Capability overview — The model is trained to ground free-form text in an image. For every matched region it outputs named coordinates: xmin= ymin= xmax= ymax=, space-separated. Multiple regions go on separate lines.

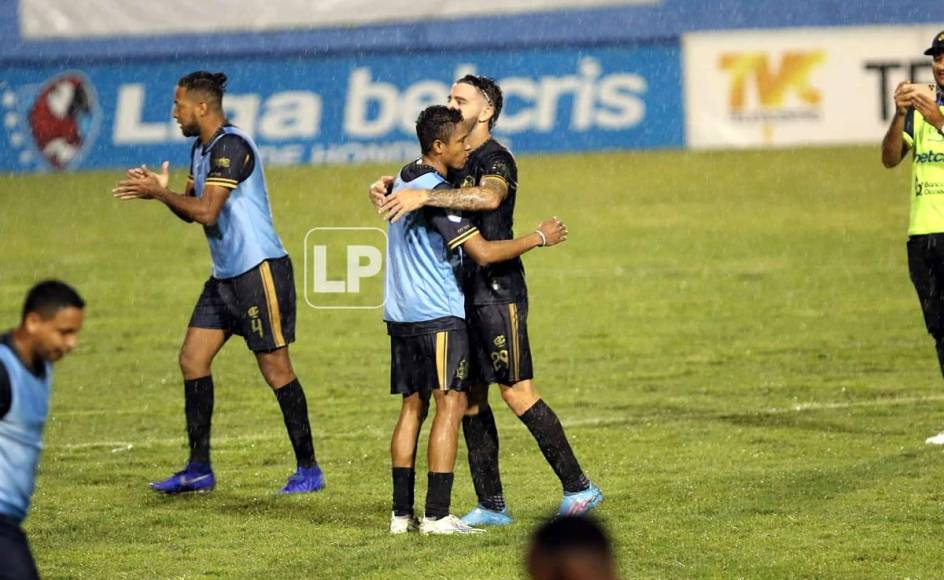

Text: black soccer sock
xmin=274 ymin=379 xmax=317 ymax=468
xmin=184 ymin=375 xmax=214 ymax=465
xmin=425 ymin=472 xmax=455 ymax=520
xmin=462 ymin=406 xmax=506 ymax=511
xmin=518 ymin=399 xmax=590 ymax=493
xmin=392 ymin=467 xmax=415 ymax=517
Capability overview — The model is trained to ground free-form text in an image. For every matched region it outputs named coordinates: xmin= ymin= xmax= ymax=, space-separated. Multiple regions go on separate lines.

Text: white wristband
xmin=535 ymin=229 xmax=547 ymax=247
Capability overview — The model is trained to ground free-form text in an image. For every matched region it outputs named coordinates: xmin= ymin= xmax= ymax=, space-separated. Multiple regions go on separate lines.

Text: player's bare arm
xmin=381 ymin=176 xmax=508 ymax=223
xmin=461 ymin=217 xmax=566 ymax=267
xmin=883 ymin=82 xmax=919 ymax=168
xmin=114 ymin=165 xmax=230 ymax=226
xmin=425 ymin=175 xmax=508 ymax=211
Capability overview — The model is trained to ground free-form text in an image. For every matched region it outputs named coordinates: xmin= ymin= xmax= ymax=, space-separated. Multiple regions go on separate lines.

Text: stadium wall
xmin=0 ymin=0 xmax=942 ymax=172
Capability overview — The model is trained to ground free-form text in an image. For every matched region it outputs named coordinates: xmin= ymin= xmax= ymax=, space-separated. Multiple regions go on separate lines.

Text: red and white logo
xmin=2 ymin=72 xmax=100 ymax=170
xmin=28 ymin=73 xmax=98 ymax=169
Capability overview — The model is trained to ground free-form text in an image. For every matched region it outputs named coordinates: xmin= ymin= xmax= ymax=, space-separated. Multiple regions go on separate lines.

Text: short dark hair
xmin=178 ymin=71 xmax=228 ymax=106
xmin=456 ymin=75 xmax=503 ymax=130
xmin=416 ymin=105 xmax=464 ymax=154
xmin=22 ymin=280 xmax=84 ymax=321
xmin=530 ymin=515 xmax=613 ymax=559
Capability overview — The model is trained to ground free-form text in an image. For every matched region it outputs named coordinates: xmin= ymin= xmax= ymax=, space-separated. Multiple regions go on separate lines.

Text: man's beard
xmin=180 ymin=123 xmax=200 ymax=137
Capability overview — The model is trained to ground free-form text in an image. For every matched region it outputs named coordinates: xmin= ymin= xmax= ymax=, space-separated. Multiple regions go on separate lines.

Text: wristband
xmin=535 ymin=229 xmax=547 ymax=247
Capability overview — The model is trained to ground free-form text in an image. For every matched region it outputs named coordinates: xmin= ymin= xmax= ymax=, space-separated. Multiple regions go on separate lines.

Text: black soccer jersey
xmin=448 ymin=138 xmax=526 ymax=305
xmin=187 ymin=124 xmax=255 ymax=190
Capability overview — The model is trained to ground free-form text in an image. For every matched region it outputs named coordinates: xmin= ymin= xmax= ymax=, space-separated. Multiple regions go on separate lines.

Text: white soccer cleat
xmin=419 ymin=514 xmax=485 ymax=535
xmin=925 ymin=432 xmax=944 ymax=445
xmin=389 ymin=512 xmax=419 ymax=534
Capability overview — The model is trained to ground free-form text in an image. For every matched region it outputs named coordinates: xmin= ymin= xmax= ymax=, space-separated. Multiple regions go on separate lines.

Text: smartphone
xmin=902 ymin=82 xmax=936 ymax=101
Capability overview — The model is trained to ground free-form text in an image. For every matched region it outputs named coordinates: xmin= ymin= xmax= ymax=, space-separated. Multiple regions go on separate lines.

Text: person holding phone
xmin=881 ymin=31 xmax=944 ymax=444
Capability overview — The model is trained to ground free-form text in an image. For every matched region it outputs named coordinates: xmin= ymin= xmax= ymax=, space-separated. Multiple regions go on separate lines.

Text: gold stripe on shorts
xmin=259 ymin=261 xmax=286 ymax=347
xmin=435 ymin=331 xmax=448 ymax=390
xmin=508 ymin=303 xmax=520 ymax=383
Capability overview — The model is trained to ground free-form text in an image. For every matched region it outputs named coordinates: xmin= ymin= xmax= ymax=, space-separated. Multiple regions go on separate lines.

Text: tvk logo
xmin=719 ymin=51 xmax=825 ymax=120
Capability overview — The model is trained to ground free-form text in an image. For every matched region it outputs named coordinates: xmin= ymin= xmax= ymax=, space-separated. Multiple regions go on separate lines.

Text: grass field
xmin=2 ymin=145 xmax=942 ymax=578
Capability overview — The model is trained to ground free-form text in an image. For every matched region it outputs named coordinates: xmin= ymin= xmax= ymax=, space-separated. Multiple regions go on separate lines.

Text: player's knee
xmin=500 ymin=380 xmax=539 ymax=415
xmin=435 ymin=390 xmax=467 ymax=419
xmin=257 ymin=351 xmax=295 ymax=388
xmin=401 ymin=393 xmax=426 ymax=416
xmin=178 ymin=347 xmax=208 ymax=377
xmin=446 ymin=391 xmax=468 ymax=417
xmin=265 ymin=372 xmax=296 ymax=390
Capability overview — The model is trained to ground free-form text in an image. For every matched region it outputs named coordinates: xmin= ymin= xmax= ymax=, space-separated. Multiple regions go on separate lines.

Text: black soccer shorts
xmin=188 ymin=255 xmax=296 ymax=352
xmin=387 ymin=317 xmax=471 ymax=395
xmin=907 ymin=234 xmax=944 ymax=337
xmin=0 ymin=516 xmax=39 ymax=580
xmin=466 ymin=300 xmax=534 ymax=386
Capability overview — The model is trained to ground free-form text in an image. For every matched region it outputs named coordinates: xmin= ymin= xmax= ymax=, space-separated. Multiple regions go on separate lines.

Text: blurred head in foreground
xmin=527 ymin=516 xmax=618 ymax=580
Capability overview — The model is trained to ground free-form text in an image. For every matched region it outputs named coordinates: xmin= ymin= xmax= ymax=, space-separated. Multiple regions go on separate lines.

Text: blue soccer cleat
xmin=150 ymin=462 xmax=216 ymax=494
xmin=280 ymin=465 xmax=325 ymax=494
xmin=460 ymin=504 xmax=513 ymax=527
xmin=558 ymin=482 xmax=603 ymax=516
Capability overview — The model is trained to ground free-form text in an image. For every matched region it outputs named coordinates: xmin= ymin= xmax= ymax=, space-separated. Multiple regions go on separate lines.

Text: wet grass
xmin=1 ymin=144 xmax=941 ymax=577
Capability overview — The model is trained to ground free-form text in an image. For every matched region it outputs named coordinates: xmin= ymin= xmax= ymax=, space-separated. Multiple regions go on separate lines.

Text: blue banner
xmin=0 ymin=44 xmax=682 ymax=172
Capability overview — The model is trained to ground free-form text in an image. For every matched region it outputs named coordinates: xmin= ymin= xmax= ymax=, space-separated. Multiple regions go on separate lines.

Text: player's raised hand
xmin=154 ymin=161 xmax=171 ymax=189
xmin=536 ymin=217 xmax=568 ymax=247
xmin=381 ymin=188 xmax=429 ymax=223
xmin=126 ymin=165 xmax=148 ymax=179
xmin=369 ymin=176 xmax=394 ymax=211
xmin=125 ymin=161 xmax=170 ymax=188
xmin=116 ymin=161 xmax=171 ymax=200
xmin=113 ymin=163 xmax=168 ymax=200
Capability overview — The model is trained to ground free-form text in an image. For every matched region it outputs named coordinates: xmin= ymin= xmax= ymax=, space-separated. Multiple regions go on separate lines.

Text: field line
xmin=47 ymin=394 xmax=944 ymax=451
xmin=47 ymin=427 xmax=387 ymax=452
xmin=563 ymin=393 xmax=944 ymax=428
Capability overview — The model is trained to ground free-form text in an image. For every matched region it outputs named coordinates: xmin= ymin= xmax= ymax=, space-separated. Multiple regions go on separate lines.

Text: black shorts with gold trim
xmin=466 ymin=300 xmax=533 ymax=386
xmin=188 ymin=255 xmax=296 ymax=352
xmin=387 ymin=316 xmax=470 ymax=396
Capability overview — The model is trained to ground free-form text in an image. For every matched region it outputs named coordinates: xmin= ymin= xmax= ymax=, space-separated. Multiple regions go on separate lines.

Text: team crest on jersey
xmin=456 ymin=358 xmax=469 ymax=380
xmin=215 ymin=157 xmax=231 ymax=168
xmin=1 ymin=72 xmax=101 ymax=171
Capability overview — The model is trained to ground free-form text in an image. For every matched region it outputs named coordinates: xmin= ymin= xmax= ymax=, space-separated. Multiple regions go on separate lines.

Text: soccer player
xmin=881 ymin=32 xmax=944 ymax=444
xmin=372 ymin=75 xmax=602 ymax=525
xmin=112 ymin=71 xmax=324 ymax=494
xmin=385 ymin=105 xmax=566 ymax=535
xmin=0 ymin=281 xmax=85 ymax=580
